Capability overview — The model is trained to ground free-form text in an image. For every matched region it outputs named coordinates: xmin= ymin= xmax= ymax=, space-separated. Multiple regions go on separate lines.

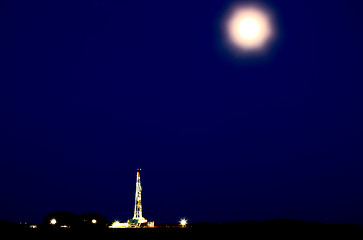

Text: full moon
xmin=226 ymin=4 xmax=273 ymax=51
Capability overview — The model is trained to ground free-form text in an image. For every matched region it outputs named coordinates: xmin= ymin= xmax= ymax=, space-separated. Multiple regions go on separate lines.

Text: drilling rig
xmin=127 ymin=169 xmax=147 ymax=227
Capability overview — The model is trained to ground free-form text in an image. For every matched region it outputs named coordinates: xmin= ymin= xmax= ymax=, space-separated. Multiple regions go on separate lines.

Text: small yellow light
xmin=92 ymin=219 xmax=97 ymax=224
xmin=50 ymin=218 xmax=57 ymax=225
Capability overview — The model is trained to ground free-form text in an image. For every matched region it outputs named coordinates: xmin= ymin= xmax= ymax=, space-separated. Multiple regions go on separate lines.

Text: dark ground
xmin=2 ymin=219 xmax=363 ymax=238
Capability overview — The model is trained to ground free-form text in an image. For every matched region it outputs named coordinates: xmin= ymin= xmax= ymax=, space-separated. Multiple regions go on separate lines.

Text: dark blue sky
xmin=1 ymin=0 xmax=363 ymax=224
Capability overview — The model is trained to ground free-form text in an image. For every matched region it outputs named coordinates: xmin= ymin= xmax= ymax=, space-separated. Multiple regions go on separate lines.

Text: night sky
xmin=1 ymin=0 xmax=363 ymax=224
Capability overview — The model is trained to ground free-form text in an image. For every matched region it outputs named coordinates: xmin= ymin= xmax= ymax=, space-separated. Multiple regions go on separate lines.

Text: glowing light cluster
xmin=109 ymin=221 xmax=129 ymax=228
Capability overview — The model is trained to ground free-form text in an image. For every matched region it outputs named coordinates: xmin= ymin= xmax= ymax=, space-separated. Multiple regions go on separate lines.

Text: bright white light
xmin=238 ymin=18 xmax=260 ymax=39
xmin=179 ymin=218 xmax=187 ymax=227
xmin=221 ymin=2 xmax=277 ymax=57
xmin=228 ymin=6 xmax=271 ymax=50
xmin=50 ymin=218 xmax=57 ymax=225
xmin=92 ymin=219 xmax=97 ymax=224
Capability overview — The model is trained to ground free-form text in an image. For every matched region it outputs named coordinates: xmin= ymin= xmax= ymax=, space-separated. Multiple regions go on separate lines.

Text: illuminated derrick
xmin=133 ymin=169 xmax=144 ymax=220
xmin=128 ymin=169 xmax=147 ymax=227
